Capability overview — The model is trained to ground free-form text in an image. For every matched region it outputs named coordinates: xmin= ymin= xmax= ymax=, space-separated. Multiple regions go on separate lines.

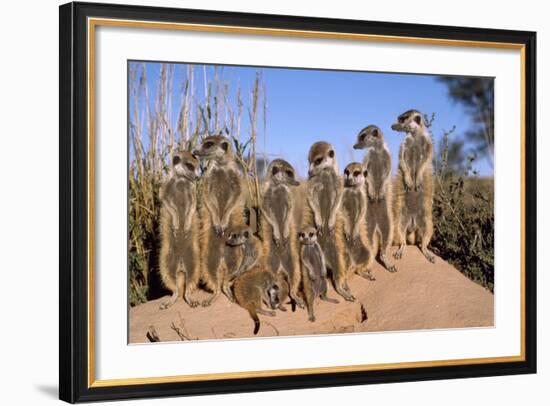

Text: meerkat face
xmin=225 ymin=226 xmax=252 ymax=247
xmin=353 ymin=125 xmax=383 ymax=150
xmin=307 ymin=142 xmax=337 ymax=178
xmin=172 ymin=151 xmax=199 ymax=181
xmin=344 ymin=162 xmax=367 ymax=187
xmin=298 ymin=227 xmax=318 ymax=245
xmin=391 ymin=109 xmax=425 ymax=135
xmin=268 ymin=159 xmax=300 ymax=186
xmin=266 ymin=284 xmax=281 ymax=310
xmin=192 ymin=135 xmax=231 ymax=161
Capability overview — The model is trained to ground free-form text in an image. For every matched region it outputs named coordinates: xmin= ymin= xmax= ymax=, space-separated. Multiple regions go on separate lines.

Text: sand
xmin=129 ymin=247 xmax=494 ymax=343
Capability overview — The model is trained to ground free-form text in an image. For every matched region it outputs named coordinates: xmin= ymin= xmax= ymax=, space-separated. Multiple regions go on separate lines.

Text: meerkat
xmin=233 ymin=266 xmax=289 ymax=335
xmin=391 ymin=109 xmax=435 ymax=263
xmin=341 ymin=162 xmax=375 ymax=281
xmin=193 ymin=135 xmax=245 ymax=307
xmin=158 ymin=150 xmax=200 ymax=309
xmin=298 ymin=226 xmax=339 ymax=322
xmin=353 ymin=126 xmax=397 ymax=273
xmin=261 ymin=159 xmax=305 ymax=308
xmin=304 ymin=142 xmax=355 ymax=302
xmin=223 ymin=225 xmax=262 ymax=302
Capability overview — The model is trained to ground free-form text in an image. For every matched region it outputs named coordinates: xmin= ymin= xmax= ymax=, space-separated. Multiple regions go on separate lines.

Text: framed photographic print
xmin=59 ymin=1 xmax=537 ymax=403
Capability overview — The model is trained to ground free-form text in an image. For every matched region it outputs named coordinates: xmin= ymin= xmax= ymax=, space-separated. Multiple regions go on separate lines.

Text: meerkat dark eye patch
xmin=344 ymin=170 xmax=349 ymax=177
xmin=372 ymin=129 xmax=378 ymax=137
xmin=221 ymin=142 xmax=229 ymax=151
xmin=353 ymin=171 xmax=360 ymax=177
xmin=309 ymin=232 xmax=314 ymax=237
xmin=285 ymin=170 xmax=294 ymax=178
xmin=399 ymin=116 xmax=407 ymax=123
xmin=203 ymin=141 xmax=213 ymax=149
xmin=314 ymin=158 xmax=323 ymax=166
xmin=414 ymin=115 xmax=422 ymax=125
xmin=272 ymin=166 xmax=280 ymax=175
xmin=299 ymin=232 xmax=305 ymax=238
xmin=185 ymin=163 xmax=195 ymax=171
xmin=360 ymin=133 xmax=366 ymax=141
xmin=172 ymin=156 xmax=181 ymax=165
xmin=243 ymin=231 xmax=249 ymax=238
xmin=363 ymin=170 xmax=368 ymax=177
xmin=328 ymin=150 xmax=335 ymax=158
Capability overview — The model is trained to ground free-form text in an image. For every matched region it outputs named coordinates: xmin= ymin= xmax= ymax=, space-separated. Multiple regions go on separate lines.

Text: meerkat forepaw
xmin=387 ymin=265 xmax=398 ymax=273
xmin=213 ymin=224 xmax=223 ymax=237
xmin=308 ymin=314 xmax=316 ymax=322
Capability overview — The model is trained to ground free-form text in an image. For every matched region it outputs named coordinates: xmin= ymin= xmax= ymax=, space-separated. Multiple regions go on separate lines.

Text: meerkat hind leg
xmin=159 ymin=271 xmax=184 ymax=310
xmin=201 ymin=288 xmax=220 ymax=307
xmin=222 ymin=280 xmax=236 ymax=303
xmin=319 ymin=279 xmax=339 ymax=303
xmin=393 ymin=217 xmax=409 ymax=260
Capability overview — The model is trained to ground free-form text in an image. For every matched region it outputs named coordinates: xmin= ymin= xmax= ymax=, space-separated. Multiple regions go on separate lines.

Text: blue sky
xmin=130 ymin=62 xmax=493 ymax=177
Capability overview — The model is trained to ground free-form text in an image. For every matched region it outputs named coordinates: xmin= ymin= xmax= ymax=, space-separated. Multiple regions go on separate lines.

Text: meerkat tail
xmin=249 ymin=308 xmax=261 ymax=335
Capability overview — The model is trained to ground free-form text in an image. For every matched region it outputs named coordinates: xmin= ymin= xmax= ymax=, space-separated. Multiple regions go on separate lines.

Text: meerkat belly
xmin=367 ymin=154 xmax=386 ymax=196
xmin=225 ymin=245 xmax=243 ymax=273
xmin=271 ymin=187 xmax=290 ymax=235
xmin=209 ymin=168 xmax=241 ymax=216
xmin=173 ymin=186 xmax=194 ymax=227
xmin=342 ymin=193 xmax=360 ymax=224
xmin=318 ymin=172 xmax=338 ymax=223
xmin=406 ymin=141 xmax=424 ymax=179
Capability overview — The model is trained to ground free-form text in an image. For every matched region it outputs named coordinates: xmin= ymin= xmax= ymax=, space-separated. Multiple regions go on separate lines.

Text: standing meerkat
xmin=298 ymin=226 xmax=339 ymax=322
xmin=304 ymin=141 xmax=355 ymax=302
xmin=233 ymin=266 xmax=289 ymax=335
xmin=391 ymin=109 xmax=435 ymax=263
xmin=353 ymin=126 xmax=397 ymax=273
xmin=261 ymin=159 xmax=304 ymax=308
xmin=341 ymin=162 xmax=375 ymax=281
xmin=223 ymin=225 xmax=262 ymax=302
xmin=158 ymin=150 xmax=200 ymax=309
xmin=193 ymin=135 xmax=245 ymax=307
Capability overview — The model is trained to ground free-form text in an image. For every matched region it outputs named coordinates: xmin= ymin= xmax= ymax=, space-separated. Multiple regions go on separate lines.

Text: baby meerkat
xmin=298 ymin=226 xmax=339 ymax=322
xmin=353 ymin=126 xmax=397 ymax=273
xmin=341 ymin=162 xmax=375 ymax=281
xmin=233 ymin=267 xmax=289 ymax=335
xmin=391 ymin=110 xmax=435 ymax=263
xmin=223 ymin=225 xmax=262 ymax=302
xmin=261 ymin=159 xmax=304 ymax=308
xmin=304 ymin=142 xmax=355 ymax=302
xmin=158 ymin=150 xmax=200 ymax=309
xmin=193 ymin=135 xmax=245 ymax=307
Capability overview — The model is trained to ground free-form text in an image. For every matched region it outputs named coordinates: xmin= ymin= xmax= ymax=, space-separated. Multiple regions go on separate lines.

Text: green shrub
xmin=430 ymin=125 xmax=494 ymax=292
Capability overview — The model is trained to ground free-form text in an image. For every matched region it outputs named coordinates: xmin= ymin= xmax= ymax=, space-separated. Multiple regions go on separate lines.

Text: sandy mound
xmin=129 ymin=247 xmax=493 ymax=343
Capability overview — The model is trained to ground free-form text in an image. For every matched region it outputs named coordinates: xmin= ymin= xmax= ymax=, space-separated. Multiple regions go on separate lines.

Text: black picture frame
xmin=59 ymin=1 xmax=537 ymax=403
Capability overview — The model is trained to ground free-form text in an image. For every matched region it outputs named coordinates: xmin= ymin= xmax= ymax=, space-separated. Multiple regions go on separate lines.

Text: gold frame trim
xmin=87 ymin=17 xmax=527 ymax=388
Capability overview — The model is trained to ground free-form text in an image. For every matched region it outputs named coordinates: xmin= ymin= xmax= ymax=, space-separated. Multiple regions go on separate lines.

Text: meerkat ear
xmin=414 ymin=115 xmax=422 ymax=125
